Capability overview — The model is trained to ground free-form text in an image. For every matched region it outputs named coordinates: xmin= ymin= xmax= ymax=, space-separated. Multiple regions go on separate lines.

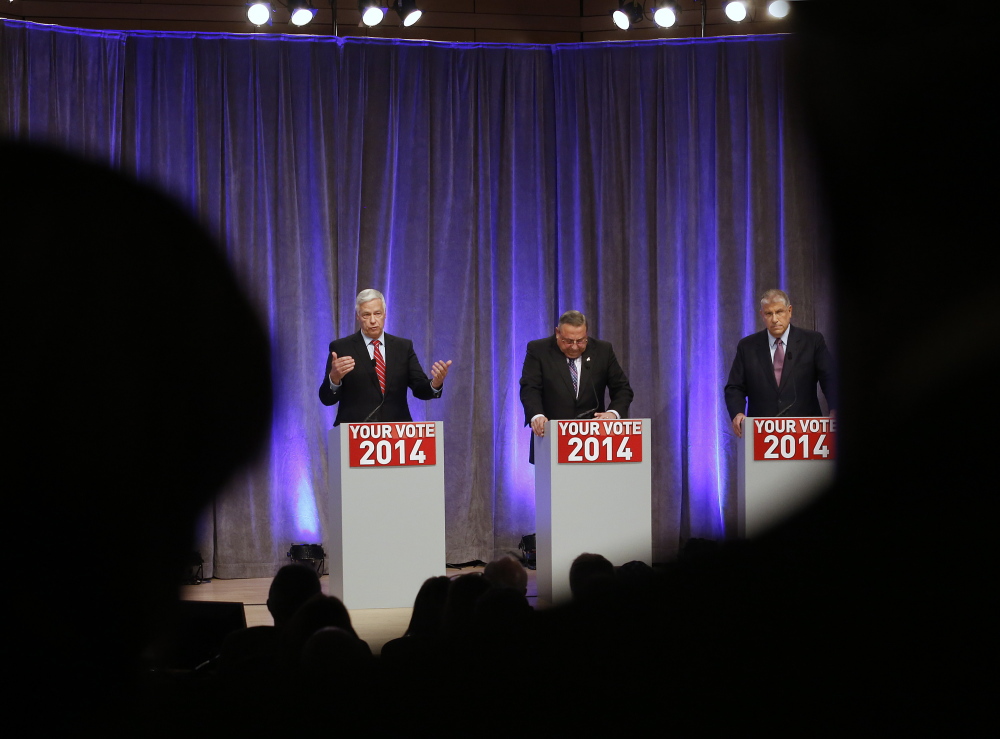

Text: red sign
xmin=348 ymin=422 xmax=437 ymax=467
xmin=556 ymin=419 xmax=643 ymax=464
xmin=752 ymin=417 xmax=836 ymax=461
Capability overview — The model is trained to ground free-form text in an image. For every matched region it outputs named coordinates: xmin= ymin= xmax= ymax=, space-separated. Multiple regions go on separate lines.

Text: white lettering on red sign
xmin=556 ymin=419 xmax=643 ymax=464
xmin=752 ymin=417 xmax=836 ymax=461
xmin=348 ymin=422 xmax=437 ymax=467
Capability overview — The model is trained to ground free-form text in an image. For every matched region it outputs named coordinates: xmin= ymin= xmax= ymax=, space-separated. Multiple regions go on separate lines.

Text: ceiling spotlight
xmin=288 ymin=1 xmax=316 ymax=26
xmin=612 ymin=1 xmax=644 ymax=30
xmin=359 ymin=1 xmax=385 ymax=26
xmin=767 ymin=0 xmax=790 ymax=19
xmin=247 ymin=1 xmax=272 ymax=26
xmin=724 ymin=1 xmax=748 ymax=22
xmin=394 ymin=0 xmax=421 ymax=27
xmin=653 ymin=2 xmax=679 ymax=28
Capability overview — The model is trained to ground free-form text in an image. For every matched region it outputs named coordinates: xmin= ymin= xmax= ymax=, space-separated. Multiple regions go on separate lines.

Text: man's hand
xmin=593 ymin=411 xmax=616 ymax=420
xmin=430 ymin=359 xmax=453 ymax=389
xmin=531 ymin=415 xmax=548 ymax=437
xmin=328 ymin=352 xmax=356 ymax=385
xmin=732 ymin=412 xmax=746 ymax=438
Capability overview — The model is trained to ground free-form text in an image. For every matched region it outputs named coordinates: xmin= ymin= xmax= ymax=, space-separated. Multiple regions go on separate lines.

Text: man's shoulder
xmin=790 ymin=325 xmax=826 ymax=341
xmin=330 ymin=331 xmax=362 ymax=349
xmin=384 ymin=332 xmax=414 ymax=348
xmin=736 ymin=329 xmax=768 ymax=347
xmin=585 ymin=336 xmax=614 ymax=351
xmin=526 ymin=335 xmax=556 ymax=353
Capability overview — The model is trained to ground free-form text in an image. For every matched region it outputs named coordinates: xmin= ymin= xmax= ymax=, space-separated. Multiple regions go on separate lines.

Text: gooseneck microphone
xmin=363 ymin=393 xmax=387 ymax=423
xmin=575 ymin=362 xmax=601 ymax=419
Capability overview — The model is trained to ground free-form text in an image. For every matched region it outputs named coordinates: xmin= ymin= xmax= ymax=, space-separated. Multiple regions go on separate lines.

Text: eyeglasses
xmin=557 ymin=335 xmax=588 ymax=346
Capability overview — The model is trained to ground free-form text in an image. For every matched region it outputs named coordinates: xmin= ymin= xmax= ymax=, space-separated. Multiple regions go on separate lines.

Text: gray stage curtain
xmin=1 ymin=20 xmax=832 ymax=577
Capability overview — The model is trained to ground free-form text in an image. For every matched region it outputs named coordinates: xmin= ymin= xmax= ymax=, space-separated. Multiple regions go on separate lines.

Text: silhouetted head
xmin=267 ymin=564 xmax=322 ymax=629
xmin=483 ymin=556 xmax=529 ymax=595
xmin=405 ymin=575 xmax=451 ymax=638
xmin=442 ymin=574 xmax=491 ymax=640
xmin=569 ymin=553 xmax=615 ymax=600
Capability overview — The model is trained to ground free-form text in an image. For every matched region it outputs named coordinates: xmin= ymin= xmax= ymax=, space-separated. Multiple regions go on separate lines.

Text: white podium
xmin=737 ymin=416 xmax=837 ymax=537
xmin=326 ymin=422 xmax=445 ymax=609
xmin=534 ymin=418 xmax=652 ymax=606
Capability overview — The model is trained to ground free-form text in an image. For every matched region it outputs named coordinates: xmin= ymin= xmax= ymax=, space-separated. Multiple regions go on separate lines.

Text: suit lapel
xmin=549 ymin=337 xmax=576 ymax=398
xmin=779 ymin=328 xmax=800 ymax=390
xmin=757 ymin=331 xmax=779 ymax=392
xmin=353 ymin=331 xmax=382 ymax=394
xmin=382 ymin=333 xmax=403 ymax=393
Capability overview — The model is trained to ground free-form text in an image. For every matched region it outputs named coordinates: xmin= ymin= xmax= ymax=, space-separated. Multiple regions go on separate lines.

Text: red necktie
xmin=372 ymin=339 xmax=386 ymax=395
xmin=773 ymin=338 xmax=785 ymax=385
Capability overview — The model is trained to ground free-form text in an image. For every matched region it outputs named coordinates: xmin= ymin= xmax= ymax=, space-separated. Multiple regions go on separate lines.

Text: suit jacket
xmin=724 ymin=326 xmax=835 ymax=420
xmin=519 ymin=335 xmax=633 ymax=460
xmin=319 ymin=331 xmax=440 ymax=424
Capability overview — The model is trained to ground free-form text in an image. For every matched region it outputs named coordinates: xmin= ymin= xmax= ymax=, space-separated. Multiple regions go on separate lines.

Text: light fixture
xmin=767 ymin=0 xmax=790 ymax=19
xmin=287 ymin=0 xmax=316 ymax=26
xmin=394 ymin=0 xmax=422 ymax=27
xmin=247 ymin=1 xmax=272 ymax=26
xmin=359 ymin=0 xmax=385 ymax=26
xmin=724 ymin=1 xmax=749 ymax=22
xmin=612 ymin=1 xmax=644 ymax=30
xmin=653 ymin=2 xmax=680 ymax=28
xmin=288 ymin=543 xmax=326 ymax=575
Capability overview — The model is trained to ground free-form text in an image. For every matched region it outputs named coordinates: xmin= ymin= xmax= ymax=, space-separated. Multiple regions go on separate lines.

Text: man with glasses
xmin=519 ymin=310 xmax=633 ymax=462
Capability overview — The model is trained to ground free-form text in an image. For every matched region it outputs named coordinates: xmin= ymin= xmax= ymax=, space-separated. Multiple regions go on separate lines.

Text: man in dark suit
xmin=519 ymin=310 xmax=634 ymax=460
xmin=319 ymin=289 xmax=452 ymax=424
xmin=724 ymin=289 xmax=835 ymax=437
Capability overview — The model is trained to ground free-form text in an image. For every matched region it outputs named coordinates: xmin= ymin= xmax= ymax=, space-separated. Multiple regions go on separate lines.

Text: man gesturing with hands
xmin=320 ymin=289 xmax=451 ymax=424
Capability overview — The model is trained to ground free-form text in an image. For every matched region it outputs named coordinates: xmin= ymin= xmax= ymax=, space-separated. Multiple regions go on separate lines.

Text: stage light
xmin=360 ymin=1 xmax=385 ymax=26
xmin=288 ymin=0 xmax=316 ymax=26
xmin=287 ymin=543 xmax=326 ymax=574
xmin=247 ymin=1 xmax=272 ymax=26
xmin=653 ymin=2 xmax=679 ymax=28
xmin=768 ymin=0 xmax=790 ymax=19
xmin=182 ymin=552 xmax=207 ymax=585
xmin=725 ymin=1 xmax=748 ymax=22
xmin=612 ymin=1 xmax=644 ymax=30
xmin=394 ymin=0 xmax=421 ymax=27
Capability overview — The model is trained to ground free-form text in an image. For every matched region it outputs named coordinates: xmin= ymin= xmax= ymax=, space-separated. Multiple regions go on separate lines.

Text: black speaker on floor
xmin=155 ymin=600 xmax=247 ymax=671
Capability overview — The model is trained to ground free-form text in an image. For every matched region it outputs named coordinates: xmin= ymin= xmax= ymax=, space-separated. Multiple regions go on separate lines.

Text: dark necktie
xmin=773 ymin=337 xmax=785 ymax=385
xmin=568 ymin=357 xmax=578 ymax=397
xmin=372 ymin=339 xmax=386 ymax=395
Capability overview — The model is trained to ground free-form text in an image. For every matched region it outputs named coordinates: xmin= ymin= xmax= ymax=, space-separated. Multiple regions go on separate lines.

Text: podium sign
xmin=751 ymin=417 xmax=836 ymax=461
xmin=346 ymin=422 xmax=438 ymax=467
xmin=327 ymin=422 xmax=445 ymax=609
xmin=738 ymin=416 xmax=837 ymax=538
xmin=535 ymin=419 xmax=652 ymax=606
xmin=555 ymin=419 xmax=644 ymax=463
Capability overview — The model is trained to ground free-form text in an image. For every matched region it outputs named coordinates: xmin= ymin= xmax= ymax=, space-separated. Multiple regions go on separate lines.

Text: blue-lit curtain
xmin=0 ymin=19 xmax=831 ymax=577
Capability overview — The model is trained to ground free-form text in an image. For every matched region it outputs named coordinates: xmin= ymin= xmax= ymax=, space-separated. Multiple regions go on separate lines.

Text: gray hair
xmin=356 ymin=288 xmax=386 ymax=314
xmin=558 ymin=310 xmax=587 ymax=328
xmin=759 ymin=289 xmax=791 ymax=309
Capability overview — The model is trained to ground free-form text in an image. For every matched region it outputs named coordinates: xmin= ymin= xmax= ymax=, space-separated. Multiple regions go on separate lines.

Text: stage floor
xmin=180 ymin=566 xmax=539 ymax=655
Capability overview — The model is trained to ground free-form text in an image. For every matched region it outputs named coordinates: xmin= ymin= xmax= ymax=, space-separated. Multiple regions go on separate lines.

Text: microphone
xmin=363 ymin=393 xmax=387 ymax=423
xmin=575 ymin=363 xmax=601 ymax=419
